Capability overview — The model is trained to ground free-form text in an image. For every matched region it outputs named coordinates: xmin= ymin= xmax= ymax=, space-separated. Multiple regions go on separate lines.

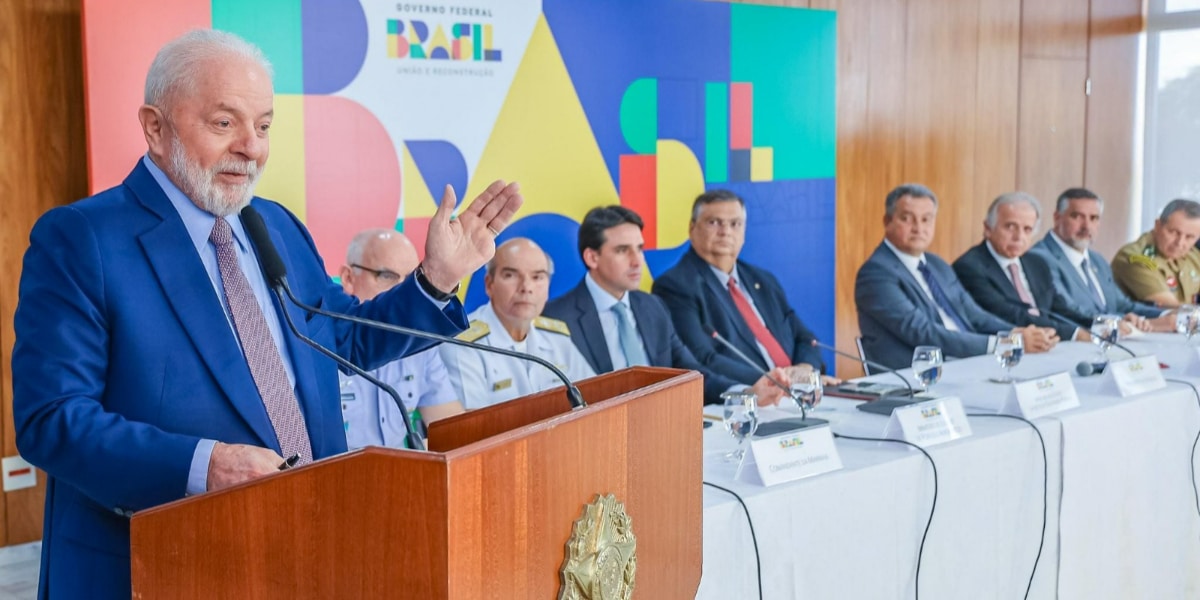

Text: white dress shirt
xmin=883 ymin=239 xmax=961 ymax=331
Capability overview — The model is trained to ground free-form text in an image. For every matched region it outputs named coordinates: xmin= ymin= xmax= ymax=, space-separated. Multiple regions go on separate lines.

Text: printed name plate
xmin=1105 ymin=354 xmax=1166 ymax=397
xmin=965 ymin=372 xmax=1080 ymax=419
xmin=738 ymin=423 xmax=843 ymax=487
xmin=883 ymin=396 xmax=972 ymax=447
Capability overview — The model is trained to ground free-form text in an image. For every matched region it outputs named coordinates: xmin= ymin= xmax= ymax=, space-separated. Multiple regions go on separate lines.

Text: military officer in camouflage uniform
xmin=441 ymin=237 xmax=595 ymax=409
xmin=1112 ymin=199 xmax=1200 ymax=308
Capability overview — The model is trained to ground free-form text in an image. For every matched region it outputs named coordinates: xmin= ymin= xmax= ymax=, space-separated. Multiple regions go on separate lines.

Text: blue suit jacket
xmin=543 ymin=279 xmax=739 ymax=404
xmin=1027 ymin=234 xmax=1161 ymax=319
xmin=952 ymin=242 xmax=1092 ymax=340
xmin=652 ymin=248 xmax=823 ymax=385
xmin=855 ymin=242 xmax=1013 ymax=370
xmin=12 ymin=162 xmax=468 ymax=600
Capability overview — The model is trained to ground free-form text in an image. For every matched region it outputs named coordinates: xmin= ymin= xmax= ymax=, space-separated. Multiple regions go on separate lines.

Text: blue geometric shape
xmin=464 ymin=213 xmax=585 ymax=313
xmin=544 ymin=0 xmax=731 ymax=189
xmin=657 ymin=78 xmax=701 ymax=144
xmin=729 ymin=149 xmax=752 ymax=182
xmin=645 ymin=241 xmax=691 ymax=280
xmin=301 ymin=0 xmax=368 ymax=94
xmin=406 ymin=140 xmax=468 ymax=208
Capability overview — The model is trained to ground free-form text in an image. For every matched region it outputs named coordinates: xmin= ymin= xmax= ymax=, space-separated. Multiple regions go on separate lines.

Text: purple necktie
xmin=210 ymin=218 xmax=312 ymax=465
xmin=1007 ymin=262 xmax=1040 ymax=316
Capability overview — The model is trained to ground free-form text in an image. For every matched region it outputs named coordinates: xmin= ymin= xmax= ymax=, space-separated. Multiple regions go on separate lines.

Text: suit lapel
xmin=698 ymin=258 xmax=761 ymax=354
xmin=628 ymin=293 xmax=662 ymax=365
xmin=571 ymin=284 xmax=613 ymax=374
xmin=979 ymin=247 xmax=1022 ymax=303
xmin=879 ymin=246 xmax=941 ymax=316
xmin=134 ymin=185 xmax=278 ymax=450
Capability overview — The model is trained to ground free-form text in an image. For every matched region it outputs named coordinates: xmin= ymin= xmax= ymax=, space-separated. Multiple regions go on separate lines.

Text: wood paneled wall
xmin=0 ymin=0 xmax=1143 ymax=543
xmin=0 ymin=0 xmax=88 ymax=544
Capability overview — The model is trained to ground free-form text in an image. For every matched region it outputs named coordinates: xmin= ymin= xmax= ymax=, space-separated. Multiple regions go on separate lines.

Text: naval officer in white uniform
xmin=441 ymin=237 xmax=595 ymax=408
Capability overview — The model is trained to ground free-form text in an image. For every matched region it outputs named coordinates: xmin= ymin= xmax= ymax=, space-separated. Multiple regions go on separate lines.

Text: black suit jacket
xmin=952 ymin=242 xmax=1092 ymax=339
xmin=652 ymin=248 xmax=823 ymax=385
xmin=544 ymin=279 xmax=740 ymax=404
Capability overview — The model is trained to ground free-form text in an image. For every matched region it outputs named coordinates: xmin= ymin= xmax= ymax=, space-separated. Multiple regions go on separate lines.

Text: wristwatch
xmin=414 ymin=263 xmax=458 ymax=302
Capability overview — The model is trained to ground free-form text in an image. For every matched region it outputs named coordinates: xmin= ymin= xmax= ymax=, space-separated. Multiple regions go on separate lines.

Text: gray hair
xmin=690 ymin=189 xmax=746 ymax=222
xmin=1159 ymin=198 xmax=1200 ymax=222
xmin=885 ymin=183 xmax=938 ymax=217
xmin=985 ymin=192 xmax=1042 ymax=229
xmin=486 ymin=237 xmax=555 ymax=277
xmin=144 ymin=29 xmax=273 ymax=108
xmin=345 ymin=228 xmax=396 ymax=264
xmin=1055 ymin=187 xmax=1103 ymax=214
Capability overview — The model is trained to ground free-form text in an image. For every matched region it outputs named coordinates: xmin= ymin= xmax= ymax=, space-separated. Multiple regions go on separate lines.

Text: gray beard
xmin=168 ymin=140 xmax=260 ymax=217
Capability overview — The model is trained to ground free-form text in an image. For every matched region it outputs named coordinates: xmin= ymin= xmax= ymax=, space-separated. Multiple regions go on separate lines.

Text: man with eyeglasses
xmin=440 ymin=237 xmax=594 ymax=408
xmin=653 ymin=190 xmax=833 ymax=386
xmin=338 ymin=229 xmax=465 ymax=448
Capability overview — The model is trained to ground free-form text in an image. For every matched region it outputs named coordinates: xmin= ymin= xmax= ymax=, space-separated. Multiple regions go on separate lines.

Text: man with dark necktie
xmin=855 ymin=184 xmax=1058 ymax=370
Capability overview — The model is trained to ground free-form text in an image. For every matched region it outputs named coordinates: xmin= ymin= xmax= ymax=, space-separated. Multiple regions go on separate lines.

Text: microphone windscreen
xmin=240 ymin=206 xmax=288 ymax=284
xmin=1075 ymin=361 xmax=1096 ymax=376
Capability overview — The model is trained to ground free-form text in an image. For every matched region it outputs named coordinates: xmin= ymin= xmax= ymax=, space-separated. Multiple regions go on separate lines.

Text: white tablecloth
xmin=697 ymin=336 xmax=1200 ymax=599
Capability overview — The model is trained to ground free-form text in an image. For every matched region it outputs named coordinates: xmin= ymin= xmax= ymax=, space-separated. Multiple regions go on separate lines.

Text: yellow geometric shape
xmin=750 ymin=147 xmax=774 ymax=182
xmin=257 ymin=94 xmax=306 ymax=220
xmin=401 ymin=143 xmax=439 ymax=219
xmin=655 ymin=139 xmax=706 ymax=248
xmin=467 ymin=14 xmax=618 ymax=223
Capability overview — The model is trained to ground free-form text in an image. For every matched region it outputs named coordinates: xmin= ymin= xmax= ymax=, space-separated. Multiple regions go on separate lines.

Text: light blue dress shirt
xmin=583 ymin=273 xmax=642 ymax=370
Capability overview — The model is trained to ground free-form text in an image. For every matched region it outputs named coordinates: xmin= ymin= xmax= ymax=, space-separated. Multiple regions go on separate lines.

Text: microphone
xmin=1075 ymin=361 xmax=1107 ymax=376
xmin=810 ymin=340 xmax=916 ymax=398
xmin=239 ymin=208 xmax=588 ymax=425
xmin=709 ymin=330 xmax=825 ymax=430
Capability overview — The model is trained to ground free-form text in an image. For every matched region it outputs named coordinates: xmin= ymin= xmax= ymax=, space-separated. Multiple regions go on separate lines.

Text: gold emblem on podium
xmin=558 ymin=494 xmax=637 ymax=600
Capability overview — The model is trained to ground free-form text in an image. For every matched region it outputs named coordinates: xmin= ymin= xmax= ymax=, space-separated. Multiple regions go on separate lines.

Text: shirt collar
xmin=707 ymin=263 xmax=740 ymax=288
xmin=984 ymin=240 xmax=1020 ymax=270
xmin=883 ymin=238 xmax=925 ymax=270
xmin=142 ymin=154 xmax=251 ymax=255
xmin=1049 ymin=231 xmax=1088 ymax=265
xmin=584 ymin=272 xmax=630 ymax=313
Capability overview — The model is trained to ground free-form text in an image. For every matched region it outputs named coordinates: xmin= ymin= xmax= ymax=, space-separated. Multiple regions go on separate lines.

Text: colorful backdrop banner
xmin=81 ymin=0 xmax=839 ymax=370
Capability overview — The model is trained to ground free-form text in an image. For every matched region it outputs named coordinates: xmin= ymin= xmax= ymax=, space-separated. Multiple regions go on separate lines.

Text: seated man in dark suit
xmin=953 ymin=192 xmax=1094 ymax=342
xmin=543 ymin=205 xmax=788 ymax=405
xmin=653 ymin=189 xmax=836 ymax=387
xmin=855 ymin=184 xmax=1058 ymax=370
xmin=1027 ymin=187 xmax=1171 ymax=330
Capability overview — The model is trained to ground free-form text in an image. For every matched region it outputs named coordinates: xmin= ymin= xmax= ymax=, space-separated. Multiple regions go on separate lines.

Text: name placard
xmin=883 ymin=397 xmax=972 ymax=447
xmin=738 ymin=423 xmax=843 ymax=487
xmin=965 ymin=372 xmax=1080 ymax=419
xmin=1105 ymin=354 xmax=1166 ymax=397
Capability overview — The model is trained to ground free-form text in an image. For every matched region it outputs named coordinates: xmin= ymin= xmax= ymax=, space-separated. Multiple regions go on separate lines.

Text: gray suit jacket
xmin=1028 ymin=234 xmax=1161 ymax=319
xmin=856 ymin=242 xmax=1013 ymax=370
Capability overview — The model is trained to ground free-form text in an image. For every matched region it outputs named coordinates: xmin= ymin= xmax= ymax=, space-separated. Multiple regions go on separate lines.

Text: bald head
xmin=340 ymin=229 xmax=419 ymax=301
xmin=485 ymin=238 xmax=554 ymax=330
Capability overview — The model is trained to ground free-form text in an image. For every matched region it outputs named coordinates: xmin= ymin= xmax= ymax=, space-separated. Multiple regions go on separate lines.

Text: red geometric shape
xmin=619 ymin=154 xmax=657 ymax=249
xmin=304 ymin=96 xmax=402 ymax=275
xmin=401 ymin=217 xmax=432 ymax=262
xmin=730 ymin=82 xmax=753 ymax=150
xmin=82 ymin=0 xmax=212 ymax=193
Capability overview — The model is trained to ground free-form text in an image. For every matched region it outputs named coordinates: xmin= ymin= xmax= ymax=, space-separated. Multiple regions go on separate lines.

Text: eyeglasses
xmin=698 ymin=217 xmax=745 ymax=231
xmin=351 ymin=264 xmax=402 ymax=284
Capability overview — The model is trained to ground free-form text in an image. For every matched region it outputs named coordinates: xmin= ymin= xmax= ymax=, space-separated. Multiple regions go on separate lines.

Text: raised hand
xmin=421 ymin=181 xmax=523 ymax=292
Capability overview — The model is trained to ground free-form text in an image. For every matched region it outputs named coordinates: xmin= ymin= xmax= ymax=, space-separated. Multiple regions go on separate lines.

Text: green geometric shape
xmin=213 ymin=0 xmax=304 ymax=94
xmin=388 ymin=20 xmax=399 ymax=35
xmin=412 ymin=44 xmax=426 ymax=59
xmin=620 ymin=78 xmax=658 ymax=154
xmin=705 ymin=82 xmax=729 ymax=183
xmin=732 ymin=6 xmax=836 ymax=180
xmin=473 ymin=24 xmax=482 ymax=60
xmin=394 ymin=218 xmax=405 ymax=232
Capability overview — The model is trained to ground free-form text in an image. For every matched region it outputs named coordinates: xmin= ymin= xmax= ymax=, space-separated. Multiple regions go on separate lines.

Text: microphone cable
xmin=1164 ymin=378 xmax=1200 ymax=523
xmin=833 ymin=433 xmax=937 ymax=600
xmin=966 ymin=413 xmax=1048 ymax=600
xmin=702 ymin=481 xmax=763 ymax=600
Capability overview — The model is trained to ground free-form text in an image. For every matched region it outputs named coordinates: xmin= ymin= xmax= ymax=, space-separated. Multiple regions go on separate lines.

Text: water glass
xmin=911 ymin=346 xmax=943 ymax=393
xmin=992 ymin=330 xmax=1024 ymax=383
xmin=1091 ymin=314 xmax=1122 ymax=359
xmin=721 ymin=390 xmax=759 ymax=464
xmin=788 ymin=369 xmax=823 ymax=417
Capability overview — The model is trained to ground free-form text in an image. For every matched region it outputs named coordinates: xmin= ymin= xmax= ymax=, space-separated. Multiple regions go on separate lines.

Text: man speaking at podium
xmin=11 ymin=30 xmax=521 ymax=599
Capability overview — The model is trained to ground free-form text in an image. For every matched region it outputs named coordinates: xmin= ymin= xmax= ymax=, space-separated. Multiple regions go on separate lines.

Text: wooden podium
xmin=130 ymin=367 xmax=703 ymax=598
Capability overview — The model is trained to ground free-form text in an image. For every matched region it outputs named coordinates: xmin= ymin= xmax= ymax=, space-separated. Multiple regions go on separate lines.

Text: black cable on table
xmin=833 ymin=433 xmax=937 ymax=600
xmin=1165 ymin=378 xmax=1200 ymax=523
xmin=702 ymin=480 xmax=763 ymax=600
xmin=966 ymin=413 xmax=1048 ymax=600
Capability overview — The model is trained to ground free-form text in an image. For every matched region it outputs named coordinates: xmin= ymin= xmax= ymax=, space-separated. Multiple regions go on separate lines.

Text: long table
xmin=697 ymin=336 xmax=1200 ymax=599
